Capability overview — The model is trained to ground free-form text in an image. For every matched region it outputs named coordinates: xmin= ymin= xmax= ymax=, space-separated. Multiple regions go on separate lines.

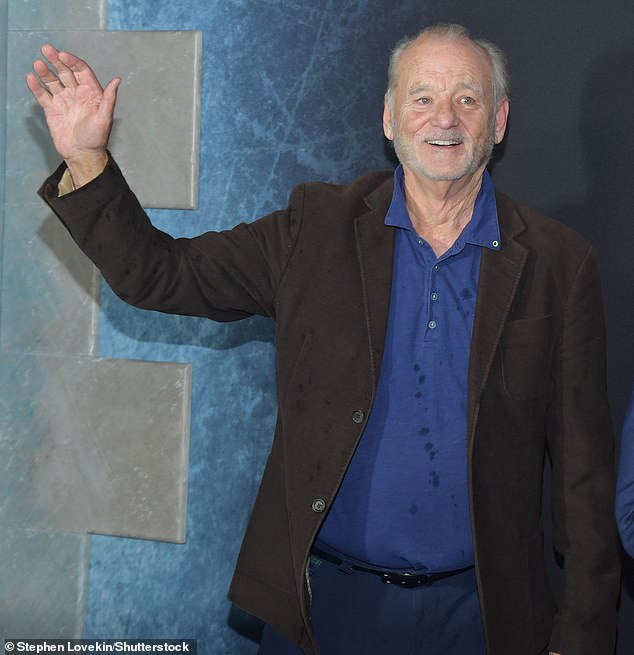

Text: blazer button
xmin=311 ymin=498 xmax=327 ymax=513
xmin=351 ymin=409 xmax=365 ymax=424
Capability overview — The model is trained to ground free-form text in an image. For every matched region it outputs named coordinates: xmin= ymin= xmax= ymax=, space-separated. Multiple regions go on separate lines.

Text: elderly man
xmin=28 ymin=23 xmax=619 ymax=655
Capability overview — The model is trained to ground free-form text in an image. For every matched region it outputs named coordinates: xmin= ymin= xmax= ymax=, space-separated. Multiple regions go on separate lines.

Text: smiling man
xmin=385 ymin=31 xmax=507 ymax=185
xmin=30 ymin=22 xmax=619 ymax=655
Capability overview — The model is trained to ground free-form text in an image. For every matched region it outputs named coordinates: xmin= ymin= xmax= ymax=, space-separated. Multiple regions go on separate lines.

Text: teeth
xmin=427 ymin=140 xmax=459 ymax=146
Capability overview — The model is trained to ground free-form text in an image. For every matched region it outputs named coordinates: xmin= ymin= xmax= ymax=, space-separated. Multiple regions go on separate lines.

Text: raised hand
xmin=26 ymin=44 xmax=121 ymax=187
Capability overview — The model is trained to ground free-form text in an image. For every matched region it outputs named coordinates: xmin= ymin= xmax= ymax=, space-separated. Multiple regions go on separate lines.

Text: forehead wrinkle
xmin=406 ymin=79 xmax=484 ymax=97
xmin=397 ymin=36 xmax=494 ymax=98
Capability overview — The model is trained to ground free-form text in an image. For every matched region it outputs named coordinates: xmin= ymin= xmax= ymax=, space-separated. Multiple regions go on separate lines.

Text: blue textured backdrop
xmin=89 ymin=2 xmax=426 ymax=652
xmin=86 ymin=1 xmax=634 ymax=653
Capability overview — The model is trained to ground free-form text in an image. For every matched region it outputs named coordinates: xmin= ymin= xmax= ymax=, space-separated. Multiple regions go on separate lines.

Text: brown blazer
xmin=42 ymin=157 xmax=620 ymax=655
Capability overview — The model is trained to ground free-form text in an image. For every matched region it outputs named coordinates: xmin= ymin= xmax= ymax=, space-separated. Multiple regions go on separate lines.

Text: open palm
xmin=27 ymin=44 xmax=120 ymax=180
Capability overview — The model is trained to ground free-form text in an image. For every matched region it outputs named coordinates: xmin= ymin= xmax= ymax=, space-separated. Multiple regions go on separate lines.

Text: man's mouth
xmin=426 ymin=139 xmax=462 ymax=146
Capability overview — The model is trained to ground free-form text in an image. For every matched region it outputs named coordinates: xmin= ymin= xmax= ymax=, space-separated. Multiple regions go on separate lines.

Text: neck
xmin=402 ymin=167 xmax=485 ymax=256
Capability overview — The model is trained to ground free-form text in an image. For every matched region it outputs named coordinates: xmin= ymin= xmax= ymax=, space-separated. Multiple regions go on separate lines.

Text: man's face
xmin=383 ymin=35 xmax=509 ymax=184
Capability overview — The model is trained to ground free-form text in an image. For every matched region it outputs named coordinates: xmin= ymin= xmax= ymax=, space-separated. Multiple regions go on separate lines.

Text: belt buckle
xmin=381 ymin=571 xmax=432 ymax=588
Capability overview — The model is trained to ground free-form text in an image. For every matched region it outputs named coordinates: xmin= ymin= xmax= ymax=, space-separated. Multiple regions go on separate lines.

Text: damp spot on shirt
xmin=456 ymin=303 xmax=469 ymax=316
xmin=409 ymin=503 xmax=418 ymax=515
xmin=418 ymin=375 xmax=426 ymax=385
xmin=460 ymin=288 xmax=473 ymax=300
xmin=414 ymin=364 xmax=421 ymax=372
xmin=415 ymin=392 xmax=422 ymax=398
xmin=421 ymin=428 xmax=431 ymax=437
xmin=429 ymin=471 xmax=440 ymax=487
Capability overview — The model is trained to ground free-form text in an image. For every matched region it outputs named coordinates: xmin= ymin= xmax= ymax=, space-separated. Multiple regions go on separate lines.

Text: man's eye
xmin=460 ymin=96 xmax=475 ymax=105
xmin=417 ymin=97 xmax=431 ymax=105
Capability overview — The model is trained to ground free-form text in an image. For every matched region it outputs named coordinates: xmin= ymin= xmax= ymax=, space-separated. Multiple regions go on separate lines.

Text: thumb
xmin=99 ymin=77 xmax=121 ymax=120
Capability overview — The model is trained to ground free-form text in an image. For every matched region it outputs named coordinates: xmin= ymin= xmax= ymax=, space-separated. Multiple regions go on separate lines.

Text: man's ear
xmin=493 ymin=96 xmax=510 ymax=145
xmin=383 ymin=96 xmax=394 ymax=141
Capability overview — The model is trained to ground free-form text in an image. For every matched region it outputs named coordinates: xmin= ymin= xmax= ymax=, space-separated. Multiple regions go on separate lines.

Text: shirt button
xmin=428 ymin=320 xmax=437 ymax=329
xmin=312 ymin=498 xmax=327 ymax=513
xmin=430 ymin=291 xmax=439 ymax=301
xmin=416 ymin=238 xmax=424 ymax=246
xmin=433 ymin=264 xmax=440 ymax=272
xmin=492 ymin=240 xmax=500 ymax=248
xmin=351 ymin=409 xmax=365 ymax=424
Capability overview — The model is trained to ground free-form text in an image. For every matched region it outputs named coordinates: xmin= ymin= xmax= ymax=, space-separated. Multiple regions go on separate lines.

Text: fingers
xmin=32 ymin=44 xmax=103 ymax=94
xmin=57 ymin=48 xmax=104 ymax=91
xmin=50 ymin=52 xmax=79 ymax=89
xmin=27 ymin=44 xmax=120 ymax=119
xmin=32 ymin=57 xmax=64 ymax=94
xmin=25 ymin=72 xmax=52 ymax=107
xmin=37 ymin=44 xmax=71 ymax=91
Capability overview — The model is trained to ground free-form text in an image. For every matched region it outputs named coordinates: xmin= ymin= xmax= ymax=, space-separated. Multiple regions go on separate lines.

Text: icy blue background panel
xmin=1 ymin=0 xmax=200 ymax=638
xmin=1 ymin=0 xmax=7 ymax=313
xmin=1 ymin=0 xmax=7 ymax=328
xmin=1 ymin=3 xmax=94 ymax=642
xmin=0 ymin=529 xmax=89 ymax=638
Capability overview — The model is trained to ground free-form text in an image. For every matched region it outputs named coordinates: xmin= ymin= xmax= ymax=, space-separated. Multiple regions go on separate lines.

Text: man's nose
xmin=431 ymin=99 xmax=459 ymax=128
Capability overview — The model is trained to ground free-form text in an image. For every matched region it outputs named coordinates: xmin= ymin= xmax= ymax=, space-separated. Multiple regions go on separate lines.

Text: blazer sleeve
xmin=39 ymin=155 xmax=302 ymax=322
xmin=616 ymin=385 xmax=634 ymax=557
xmin=546 ymin=246 xmax=621 ymax=654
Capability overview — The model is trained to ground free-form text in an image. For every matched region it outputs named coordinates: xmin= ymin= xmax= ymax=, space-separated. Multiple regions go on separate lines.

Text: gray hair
xmin=385 ymin=23 xmax=510 ymax=111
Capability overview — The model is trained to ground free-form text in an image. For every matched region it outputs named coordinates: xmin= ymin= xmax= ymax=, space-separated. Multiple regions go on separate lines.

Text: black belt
xmin=311 ymin=546 xmax=473 ymax=589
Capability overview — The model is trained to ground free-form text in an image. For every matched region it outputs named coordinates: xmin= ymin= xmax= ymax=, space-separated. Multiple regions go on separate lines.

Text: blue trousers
xmin=258 ymin=553 xmax=486 ymax=655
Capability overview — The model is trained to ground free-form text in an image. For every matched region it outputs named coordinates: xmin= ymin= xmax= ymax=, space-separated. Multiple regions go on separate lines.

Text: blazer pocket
xmin=500 ymin=316 xmax=552 ymax=400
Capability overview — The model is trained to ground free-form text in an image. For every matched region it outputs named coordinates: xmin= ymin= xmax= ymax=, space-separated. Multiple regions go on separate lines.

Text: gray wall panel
xmin=9 ymin=29 xmax=201 ymax=209
xmin=9 ymin=0 xmax=106 ymax=30
xmin=1 ymin=203 xmax=99 ymax=355
xmin=0 ymin=353 xmax=191 ymax=542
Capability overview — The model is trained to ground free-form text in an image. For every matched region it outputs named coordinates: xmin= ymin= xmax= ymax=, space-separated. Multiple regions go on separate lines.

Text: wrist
xmin=64 ymin=149 xmax=108 ymax=188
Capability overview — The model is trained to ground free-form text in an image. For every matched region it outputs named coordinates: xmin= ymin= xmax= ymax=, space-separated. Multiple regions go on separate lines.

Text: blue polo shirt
xmin=317 ymin=166 xmax=501 ymax=573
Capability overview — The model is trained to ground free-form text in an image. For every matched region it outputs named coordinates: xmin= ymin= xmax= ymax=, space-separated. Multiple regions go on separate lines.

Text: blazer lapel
xmin=468 ymin=199 xmax=528 ymax=436
xmin=354 ymin=179 xmax=396 ymax=388
xmin=353 ymin=181 xmax=529 ymax=422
